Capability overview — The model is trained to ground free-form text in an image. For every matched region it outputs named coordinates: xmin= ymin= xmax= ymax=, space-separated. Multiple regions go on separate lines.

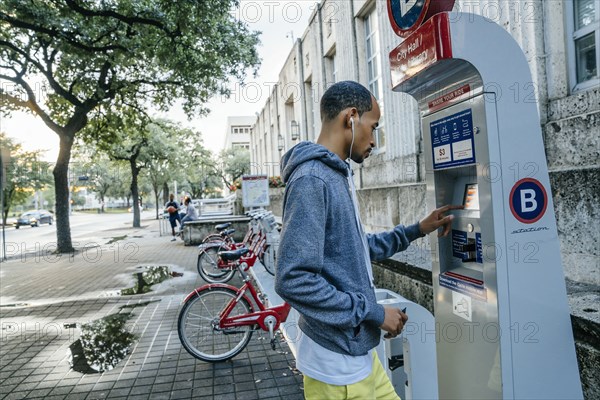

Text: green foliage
xmin=0 ymin=0 xmax=261 ymax=122
xmin=105 ymin=161 xmax=132 ymax=201
xmin=183 ymin=137 xmax=223 ymax=199
xmin=220 ymin=147 xmax=250 ymax=187
xmin=0 ymin=133 xmax=52 ymax=221
xmin=0 ymin=0 xmax=261 ymax=248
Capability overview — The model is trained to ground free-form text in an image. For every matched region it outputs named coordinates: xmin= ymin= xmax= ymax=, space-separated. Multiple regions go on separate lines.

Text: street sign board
xmin=241 ymin=175 xmax=270 ymax=208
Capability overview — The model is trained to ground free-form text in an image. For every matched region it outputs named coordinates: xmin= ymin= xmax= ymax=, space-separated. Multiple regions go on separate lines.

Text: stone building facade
xmin=249 ymin=1 xmax=599 ymax=396
xmin=223 ymin=116 xmax=253 ymax=150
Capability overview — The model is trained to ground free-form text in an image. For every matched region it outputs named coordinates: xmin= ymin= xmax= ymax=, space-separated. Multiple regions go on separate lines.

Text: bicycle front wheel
xmin=197 ymin=245 xmax=235 ymax=283
xmin=201 ymin=234 xmax=223 ymax=244
xmin=178 ymin=287 xmax=253 ymax=362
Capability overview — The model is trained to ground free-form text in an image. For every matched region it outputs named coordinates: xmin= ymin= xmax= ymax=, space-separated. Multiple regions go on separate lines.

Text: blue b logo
xmin=509 ymin=178 xmax=548 ymax=224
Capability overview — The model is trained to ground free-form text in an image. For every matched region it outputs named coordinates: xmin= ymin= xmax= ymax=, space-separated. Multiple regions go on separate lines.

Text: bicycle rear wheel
xmin=197 ymin=245 xmax=235 ymax=283
xmin=178 ymin=287 xmax=253 ymax=362
xmin=260 ymin=244 xmax=276 ymax=276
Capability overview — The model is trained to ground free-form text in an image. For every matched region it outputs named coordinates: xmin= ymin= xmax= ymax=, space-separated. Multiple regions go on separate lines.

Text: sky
xmin=0 ymin=1 xmax=317 ymax=161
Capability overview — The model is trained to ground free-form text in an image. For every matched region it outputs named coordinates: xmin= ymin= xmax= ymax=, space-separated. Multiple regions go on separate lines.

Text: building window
xmin=567 ymin=0 xmax=599 ymax=91
xmin=364 ymin=8 xmax=385 ymax=151
xmin=326 ymin=52 xmax=337 ymax=85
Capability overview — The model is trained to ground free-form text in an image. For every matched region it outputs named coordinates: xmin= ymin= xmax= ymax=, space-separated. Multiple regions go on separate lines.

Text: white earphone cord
xmin=348 ymin=118 xmax=355 ymax=161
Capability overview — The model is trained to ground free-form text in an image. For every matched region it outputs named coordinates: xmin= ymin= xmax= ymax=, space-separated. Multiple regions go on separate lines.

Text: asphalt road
xmin=0 ymin=210 xmax=155 ymax=259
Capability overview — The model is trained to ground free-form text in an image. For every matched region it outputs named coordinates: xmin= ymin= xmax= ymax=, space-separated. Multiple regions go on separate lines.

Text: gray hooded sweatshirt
xmin=275 ymin=141 xmax=423 ymax=356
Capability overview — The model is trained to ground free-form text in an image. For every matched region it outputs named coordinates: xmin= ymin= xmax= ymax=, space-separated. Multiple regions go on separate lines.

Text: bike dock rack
xmin=375 ymin=289 xmax=438 ymax=400
xmin=249 ymin=263 xmax=300 ymax=358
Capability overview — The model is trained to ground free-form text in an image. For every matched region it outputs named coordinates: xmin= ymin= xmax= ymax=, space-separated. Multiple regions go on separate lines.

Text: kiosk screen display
xmin=463 ymin=183 xmax=479 ymax=210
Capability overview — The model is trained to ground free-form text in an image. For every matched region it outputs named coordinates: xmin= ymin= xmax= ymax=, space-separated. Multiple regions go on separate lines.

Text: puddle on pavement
xmin=68 ymin=313 xmax=136 ymax=373
xmin=66 ymin=266 xmax=182 ymax=372
xmin=120 ymin=265 xmax=183 ymax=295
xmin=119 ymin=300 xmax=159 ymax=309
xmin=0 ymin=303 xmax=30 ymax=308
xmin=66 ymin=301 xmax=162 ymax=373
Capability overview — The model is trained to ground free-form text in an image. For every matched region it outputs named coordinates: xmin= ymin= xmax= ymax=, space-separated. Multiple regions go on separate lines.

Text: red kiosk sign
xmin=387 ymin=0 xmax=456 ymax=89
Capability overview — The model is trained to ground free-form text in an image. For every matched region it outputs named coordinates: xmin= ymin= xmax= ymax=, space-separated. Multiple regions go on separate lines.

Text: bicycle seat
xmin=221 ymin=228 xmax=236 ymax=237
xmin=219 ymin=248 xmax=250 ymax=261
xmin=215 ymin=223 xmax=232 ymax=231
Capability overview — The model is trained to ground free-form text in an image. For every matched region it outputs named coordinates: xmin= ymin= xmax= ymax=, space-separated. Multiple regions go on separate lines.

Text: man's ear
xmin=345 ymin=108 xmax=358 ymax=129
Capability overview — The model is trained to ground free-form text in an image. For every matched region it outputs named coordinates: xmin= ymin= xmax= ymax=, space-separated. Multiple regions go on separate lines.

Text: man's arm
xmin=275 ymin=175 xmax=385 ymax=329
xmin=366 ymin=223 xmax=423 ymax=262
xmin=366 ymin=204 xmax=463 ymax=261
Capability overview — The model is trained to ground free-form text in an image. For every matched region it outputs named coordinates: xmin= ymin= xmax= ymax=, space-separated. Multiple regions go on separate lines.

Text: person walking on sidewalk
xmin=275 ymin=81 xmax=461 ymax=399
xmin=165 ymin=193 xmax=181 ymax=242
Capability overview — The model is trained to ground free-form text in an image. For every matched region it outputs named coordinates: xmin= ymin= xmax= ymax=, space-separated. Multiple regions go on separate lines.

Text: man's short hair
xmin=320 ymin=81 xmax=373 ymax=122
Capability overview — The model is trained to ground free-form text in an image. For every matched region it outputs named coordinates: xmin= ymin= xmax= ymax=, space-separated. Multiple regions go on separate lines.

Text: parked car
xmin=14 ymin=210 xmax=53 ymax=228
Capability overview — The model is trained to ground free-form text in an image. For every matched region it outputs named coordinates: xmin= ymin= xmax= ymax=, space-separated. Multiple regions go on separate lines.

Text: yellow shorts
xmin=303 ymin=352 xmax=401 ymax=400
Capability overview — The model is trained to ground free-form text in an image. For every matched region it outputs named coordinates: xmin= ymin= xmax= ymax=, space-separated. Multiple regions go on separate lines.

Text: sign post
xmin=0 ymin=148 xmax=10 ymax=261
xmin=241 ymin=175 xmax=270 ymax=209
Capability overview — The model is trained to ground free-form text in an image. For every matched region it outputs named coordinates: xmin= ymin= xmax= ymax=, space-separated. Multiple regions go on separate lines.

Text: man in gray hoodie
xmin=275 ymin=81 xmax=459 ymax=399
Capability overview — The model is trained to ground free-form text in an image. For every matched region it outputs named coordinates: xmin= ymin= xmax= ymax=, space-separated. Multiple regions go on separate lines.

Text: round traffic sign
xmin=387 ymin=0 xmax=456 ymax=38
xmin=509 ymin=178 xmax=548 ymax=224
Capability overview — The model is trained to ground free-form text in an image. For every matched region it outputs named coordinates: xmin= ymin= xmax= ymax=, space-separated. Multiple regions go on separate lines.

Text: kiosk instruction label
xmin=430 ymin=109 xmax=476 ymax=169
xmin=440 ymin=272 xmax=487 ymax=302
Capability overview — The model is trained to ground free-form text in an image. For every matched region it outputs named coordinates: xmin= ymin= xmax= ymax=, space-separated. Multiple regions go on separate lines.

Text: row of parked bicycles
xmin=177 ymin=209 xmax=293 ymax=363
xmin=195 ymin=208 xmax=279 ymax=283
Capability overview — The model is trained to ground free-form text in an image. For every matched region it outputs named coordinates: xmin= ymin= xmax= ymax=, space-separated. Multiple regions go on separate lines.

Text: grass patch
xmin=106 ymin=235 xmax=127 ymax=245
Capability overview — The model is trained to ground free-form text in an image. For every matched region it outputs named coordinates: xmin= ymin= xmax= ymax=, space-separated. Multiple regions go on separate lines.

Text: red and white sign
xmin=389 ymin=13 xmax=453 ymax=89
xmin=428 ymin=84 xmax=471 ymax=112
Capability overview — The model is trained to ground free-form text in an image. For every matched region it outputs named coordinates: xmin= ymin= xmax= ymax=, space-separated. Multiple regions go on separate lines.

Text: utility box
xmin=375 ymin=289 xmax=438 ymax=400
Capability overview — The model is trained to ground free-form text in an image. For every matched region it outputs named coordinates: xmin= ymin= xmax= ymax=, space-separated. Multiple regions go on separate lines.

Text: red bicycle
xmin=196 ymin=224 xmax=267 ymax=283
xmin=178 ymin=247 xmax=291 ymax=362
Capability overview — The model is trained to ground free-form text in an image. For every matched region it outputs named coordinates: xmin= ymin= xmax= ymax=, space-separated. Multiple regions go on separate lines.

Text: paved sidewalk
xmin=0 ymin=218 xmax=303 ymax=400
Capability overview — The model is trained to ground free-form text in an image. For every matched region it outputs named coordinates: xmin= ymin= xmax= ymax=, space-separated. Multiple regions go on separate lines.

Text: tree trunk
xmin=100 ymin=194 xmax=105 ymax=213
xmin=130 ymin=159 xmax=141 ymax=228
xmin=2 ymin=204 xmax=7 ymax=227
xmin=162 ymin=182 xmax=169 ymax=205
xmin=53 ymin=134 xmax=75 ymax=253
xmin=2 ymin=188 xmax=14 ymax=227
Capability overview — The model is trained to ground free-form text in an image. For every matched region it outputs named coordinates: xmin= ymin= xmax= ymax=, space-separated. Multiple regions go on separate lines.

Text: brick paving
xmin=0 ymin=218 xmax=303 ymax=400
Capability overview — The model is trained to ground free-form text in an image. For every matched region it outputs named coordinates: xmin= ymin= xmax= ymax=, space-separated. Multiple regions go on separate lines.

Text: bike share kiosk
xmin=386 ymin=1 xmax=583 ymax=399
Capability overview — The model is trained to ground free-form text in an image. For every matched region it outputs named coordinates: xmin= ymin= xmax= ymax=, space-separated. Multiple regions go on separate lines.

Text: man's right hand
xmin=380 ymin=306 xmax=408 ymax=338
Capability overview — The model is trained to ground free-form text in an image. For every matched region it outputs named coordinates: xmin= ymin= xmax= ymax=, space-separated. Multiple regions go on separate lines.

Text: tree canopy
xmin=0 ymin=0 xmax=261 ymax=251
